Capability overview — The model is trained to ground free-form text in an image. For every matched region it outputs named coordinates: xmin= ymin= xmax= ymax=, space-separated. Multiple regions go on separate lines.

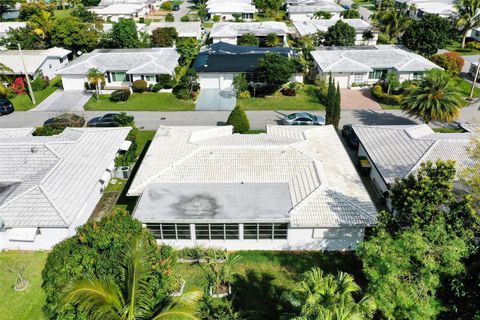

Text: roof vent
xmin=31 ymin=147 xmax=38 ymax=153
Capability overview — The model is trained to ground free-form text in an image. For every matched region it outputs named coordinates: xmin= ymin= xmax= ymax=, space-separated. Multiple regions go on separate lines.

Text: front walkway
xmin=195 ymin=89 xmax=237 ymax=111
xmin=30 ymin=90 xmax=92 ymax=112
xmin=340 ymin=89 xmax=381 ymax=110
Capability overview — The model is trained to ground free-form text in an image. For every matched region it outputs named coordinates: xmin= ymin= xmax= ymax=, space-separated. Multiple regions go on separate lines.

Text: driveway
xmin=195 ymin=89 xmax=236 ymax=111
xmin=339 ymin=0 xmax=373 ymax=20
xmin=173 ymin=0 xmax=193 ymax=19
xmin=340 ymin=89 xmax=381 ymax=110
xmin=30 ymin=90 xmax=92 ymax=112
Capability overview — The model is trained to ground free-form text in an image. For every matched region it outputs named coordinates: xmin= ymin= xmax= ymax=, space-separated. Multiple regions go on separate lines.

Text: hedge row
xmin=371 ymin=85 xmax=403 ymax=105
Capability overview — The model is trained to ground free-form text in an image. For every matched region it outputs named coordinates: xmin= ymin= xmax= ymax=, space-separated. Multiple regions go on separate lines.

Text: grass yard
xmin=84 ymin=93 xmax=195 ymax=111
xmin=453 ymin=76 xmax=480 ymax=98
xmin=0 ymin=251 xmax=48 ymax=320
xmin=237 ymin=85 xmax=324 ymax=110
xmin=446 ymin=40 xmax=480 ymax=56
xmin=11 ymin=77 xmax=62 ymax=111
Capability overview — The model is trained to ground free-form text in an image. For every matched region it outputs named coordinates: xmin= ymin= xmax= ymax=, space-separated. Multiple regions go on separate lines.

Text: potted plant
xmin=169 ymin=276 xmax=186 ymax=297
xmin=202 ymin=252 xmax=240 ymax=298
xmin=4 ymin=262 xmax=28 ymax=291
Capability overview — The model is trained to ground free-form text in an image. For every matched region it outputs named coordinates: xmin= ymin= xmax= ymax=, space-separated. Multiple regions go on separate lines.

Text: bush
xmin=31 ymin=76 xmax=49 ymax=91
xmin=132 ymin=79 xmax=148 ymax=93
xmin=227 ymin=105 xmax=250 ymax=133
xmin=181 ymin=15 xmax=190 ymax=22
xmin=466 ymin=41 xmax=480 ymax=50
xmin=238 ymin=90 xmax=251 ymax=99
xmin=213 ymin=15 xmax=221 ymax=22
xmin=0 ymin=85 xmax=15 ymax=99
xmin=165 ymin=13 xmax=175 ymax=22
xmin=115 ymin=127 xmax=137 ymax=166
xmin=151 ymin=27 xmax=178 ymax=47
xmin=43 ymin=113 xmax=86 ymax=131
xmin=371 ymin=84 xmax=403 ymax=105
xmin=33 ymin=126 xmax=63 ymax=136
xmin=162 ymin=1 xmax=173 ymax=10
xmin=110 ymin=89 xmax=131 ymax=102
xmin=152 ymin=83 xmax=162 ymax=92
xmin=238 ymin=32 xmax=259 ymax=46
xmin=158 ymin=74 xmax=175 ymax=88
xmin=431 ymin=52 xmax=464 ymax=76
xmin=173 ymin=68 xmax=200 ymax=99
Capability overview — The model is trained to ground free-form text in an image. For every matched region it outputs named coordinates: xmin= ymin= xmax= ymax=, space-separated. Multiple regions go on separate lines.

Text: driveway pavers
xmin=340 ymin=89 xmax=381 ymax=110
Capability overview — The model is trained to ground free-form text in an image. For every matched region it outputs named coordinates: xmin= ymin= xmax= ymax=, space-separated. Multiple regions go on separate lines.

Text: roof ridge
xmin=405 ymin=140 xmax=438 ymax=177
xmin=328 ymin=189 xmax=377 ymax=223
xmin=38 ymin=185 xmax=69 ymax=226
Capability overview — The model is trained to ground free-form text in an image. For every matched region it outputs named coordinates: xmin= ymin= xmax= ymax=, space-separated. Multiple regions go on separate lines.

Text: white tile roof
xmin=353 ymin=125 xmax=475 ymax=185
xmin=207 ymin=1 xmax=257 ymax=14
xmin=144 ymin=22 xmax=202 ymax=38
xmin=57 ymin=48 xmax=179 ymax=75
xmin=287 ymin=2 xmax=344 ymax=13
xmin=128 ymin=125 xmax=376 ymax=227
xmin=210 ymin=22 xmax=289 ymax=38
xmin=0 ymin=47 xmax=71 ymax=75
xmin=311 ymin=45 xmax=440 ymax=73
xmin=90 ymin=3 xmax=145 ymax=15
xmin=294 ymin=19 xmax=373 ymax=37
xmin=461 ymin=123 xmax=480 ymax=133
xmin=0 ymin=127 xmax=130 ymax=228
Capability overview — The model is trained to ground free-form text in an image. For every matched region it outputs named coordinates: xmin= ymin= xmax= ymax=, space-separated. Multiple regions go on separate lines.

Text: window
xmin=194 ymin=224 xmax=240 ymax=240
xmin=243 ymin=223 xmax=288 ymax=240
xmin=413 ymin=72 xmax=423 ymax=80
xmin=352 ymin=73 xmax=364 ymax=83
xmin=60 ymin=58 xmax=64 ymax=63
xmin=111 ymin=72 xmax=127 ymax=82
xmin=242 ymin=13 xmax=253 ymax=19
xmin=368 ymin=69 xmax=387 ymax=80
xmin=144 ymin=75 xmax=156 ymax=82
xmin=145 ymin=223 xmax=191 ymax=240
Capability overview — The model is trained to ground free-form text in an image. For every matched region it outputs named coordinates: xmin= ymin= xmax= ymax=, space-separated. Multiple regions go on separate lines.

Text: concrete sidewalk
xmin=30 ymin=90 xmax=92 ymax=112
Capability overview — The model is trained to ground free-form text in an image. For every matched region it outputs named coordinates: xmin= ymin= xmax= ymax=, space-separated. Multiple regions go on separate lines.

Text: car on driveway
xmin=87 ymin=113 xmax=121 ymax=127
xmin=342 ymin=124 xmax=360 ymax=149
xmin=282 ymin=112 xmax=325 ymax=125
xmin=0 ymin=99 xmax=14 ymax=116
xmin=172 ymin=4 xmax=180 ymax=10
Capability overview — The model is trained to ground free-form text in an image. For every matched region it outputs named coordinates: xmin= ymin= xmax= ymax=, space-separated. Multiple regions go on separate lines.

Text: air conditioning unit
xmin=114 ymin=166 xmax=131 ymax=179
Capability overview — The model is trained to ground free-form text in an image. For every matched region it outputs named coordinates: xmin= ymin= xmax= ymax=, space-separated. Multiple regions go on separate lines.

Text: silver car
xmin=282 ymin=112 xmax=325 ymax=125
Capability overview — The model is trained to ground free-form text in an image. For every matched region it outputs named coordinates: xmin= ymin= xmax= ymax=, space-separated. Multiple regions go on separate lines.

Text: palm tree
xmin=87 ymin=68 xmax=105 ymax=100
xmin=372 ymin=9 xmax=411 ymax=43
xmin=28 ymin=10 xmax=55 ymax=40
xmin=264 ymin=33 xmax=280 ymax=47
xmin=456 ymin=0 xmax=480 ymax=48
xmin=284 ymin=268 xmax=376 ymax=320
xmin=0 ymin=62 xmax=13 ymax=82
xmin=62 ymin=236 xmax=202 ymax=320
xmin=401 ymin=70 xmax=462 ymax=124
xmin=313 ymin=10 xmax=332 ymax=19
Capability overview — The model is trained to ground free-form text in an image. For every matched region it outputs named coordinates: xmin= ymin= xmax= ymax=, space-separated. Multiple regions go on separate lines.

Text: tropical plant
xmin=87 ymin=68 xmax=105 ymax=100
xmin=386 ymin=71 xmax=400 ymax=94
xmin=238 ymin=32 xmax=259 ymax=46
xmin=401 ymin=69 xmax=462 ymax=124
xmin=461 ymin=138 xmax=480 ymax=209
xmin=0 ymin=62 xmax=13 ymax=82
xmin=455 ymin=0 xmax=480 ymax=48
xmin=62 ymin=235 xmax=202 ymax=320
xmin=165 ymin=13 xmax=175 ymax=22
xmin=28 ymin=10 xmax=55 ymax=40
xmin=340 ymin=8 xmax=361 ymax=18
xmin=264 ymin=32 xmax=280 ymax=47
xmin=323 ymin=20 xmax=356 ymax=46
xmin=372 ymin=9 xmax=411 ymax=43
xmin=202 ymin=251 xmax=240 ymax=295
xmin=283 ymin=267 xmax=376 ymax=320
xmin=313 ymin=10 xmax=332 ymax=19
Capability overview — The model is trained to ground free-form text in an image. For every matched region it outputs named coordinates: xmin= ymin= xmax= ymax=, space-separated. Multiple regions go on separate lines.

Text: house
xmin=293 ymin=19 xmax=378 ymax=45
xmin=144 ymin=22 xmax=203 ymax=39
xmin=210 ymin=22 xmax=289 ymax=46
xmin=352 ymin=125 xmax=475 ymax=208
xmin=98 ymin=0 xmax=161 ymax=9
xmin=310 ymin=45 xmax=440 ymax=88
xmin=207 ymin=0 xmax=257 ymax=21
xmin=90 ymin=3 xmax=149 ymax=22
xmin=0 ymin=127 xmax=131 ymax=250
xmin=0 ymin=22 xmax=26 ymax=39
xmin=395 ymin=0 xmax=456 ymax=19
xmin=127 ymin=125 xmax=377 ymax=251
xmin=286 ymin=1 xmax=344 ymax=21
xmin=193 ymin=42 xmax=301 ymax=90
xmin=0 ymin=47 xmax=71 ymax=79
xmin=57 ymin=48 xmax=180 ymax=91
xmin=460 ymin=123 xmax=480 ymax=133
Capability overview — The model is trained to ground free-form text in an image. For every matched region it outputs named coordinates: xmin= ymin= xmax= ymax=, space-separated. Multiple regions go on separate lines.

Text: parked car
xmin=0 ymin=99 xmax=14 ymax=116
xmin=342 ymin=124 xmax=360 ymax=149
xmin=87 ymin=113 xmax=121 ymax=127
xmin=43 ymin=113 xmax=86 ymax=129
xmin=172 ymin=4 xmax=180 ymax=10
xmin=282 ymin=112 xmax=325 ymax=125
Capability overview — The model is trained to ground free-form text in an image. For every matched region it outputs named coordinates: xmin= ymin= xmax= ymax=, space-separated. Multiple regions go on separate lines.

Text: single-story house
xmin=144 ymin=22 xmax=203 ymax=39
xmin=395 ymin=0 xmax=456 ymax=18
xmin=0 ymin=47 xmax=71 ymax=79
xmin=90 ymin=3 xmax=149 ymax=22
xmin=286 ymin=2 xmax=344 ymax=21
xmin=127 ymin=125 xmax=377 ymax=251
xmin=0 ymin=127 xmax=131 ymax=250
xmin=293 ymin=19 xmax=378 ymax=45
xmin=193 ymin=42 xmax=301 ymax=90
xmin=0 ymin=22 xmax=26 ymax=39
xmin=310 ymin=45 xmax=440 ymax=88
xmin=99 ymin=0 xmax=161 ymax=8
xmin=57 ymin=48 xmax=180 ymax=91
xmin=207 ymin=0 xmax=257 ymax=21
xmin=210 ymin=22 xmax=289 ymax=45
xmin=352 ymin=125 xmax=475 ymax=209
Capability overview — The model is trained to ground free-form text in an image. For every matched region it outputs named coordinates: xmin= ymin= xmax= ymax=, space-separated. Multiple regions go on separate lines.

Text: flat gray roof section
xmin=134 ymin=183 xmax=293 ymax=223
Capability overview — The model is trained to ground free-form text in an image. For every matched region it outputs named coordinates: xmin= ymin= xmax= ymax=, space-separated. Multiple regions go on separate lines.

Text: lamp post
xmin=18 ymin=43 xmax=36 ymax=104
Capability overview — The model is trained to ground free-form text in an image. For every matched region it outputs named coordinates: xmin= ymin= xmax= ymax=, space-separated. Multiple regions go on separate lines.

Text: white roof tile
xmin=144 ymin=22 xmax=202 ymax=38
xmin=210 ymin=22 xmax=289 ymax=38
xmin=294 ymin=19 xmax=373 ymax=37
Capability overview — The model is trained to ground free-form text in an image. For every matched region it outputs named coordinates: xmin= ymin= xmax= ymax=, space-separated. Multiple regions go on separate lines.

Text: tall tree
xmin=401 ymin=69 xmax=462 ymax=124
xmin=28 ymin=10 xmax=55 ymax=41
xmin=0 ymin=0 xmax=16 ymax=21
xmin=325 ymin=73 xmax=336 ymax=125
xmin=323 ymin=20 xmax=356 ymax=46
xmin=151 ymin=27 xmax=178 ymax=47
xmin=109 ymin=19 xmax=140 ymax=48
xmin=455 ymin=0 xmax=480 ymax=48
xmin=401 ymin=13 xmax=451 ymax=55
xmin=372 ymin=9 xmax=411 ymax=44
xmin=51 ymin=17 xmax=100 ymax=54
xmin=257 ymin=53 xmax=296 ymax=90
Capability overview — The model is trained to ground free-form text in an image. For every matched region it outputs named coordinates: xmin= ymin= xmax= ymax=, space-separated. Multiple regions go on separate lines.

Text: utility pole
xmin=470 ymin=55 xmax=480 ymax=99
xmin=18 ymin=43 xmax=36 ymax=105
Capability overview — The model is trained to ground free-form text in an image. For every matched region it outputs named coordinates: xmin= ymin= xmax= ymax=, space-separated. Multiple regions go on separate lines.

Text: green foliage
xmin=324 ymin=74 xmax=341 ymax=128
xmin=199 ymin=296 xmax=244 ymax=320
xmin=461 ymin=138 xmax=480 ymax=209
xmin=108 ymin=19 xmax=140 ymax=48
xmin=42 ymin=211 xmax=176 ymax=320
xmin=340 ymin=8 xmax=360 ymax=18
xmin=0 ymin=0 xmax=16 ymax=21
xmin=238 ymin=90 xmax=251 ymax=99
xmin=165 ymin=13 xmax=175 ymax=22
xmin=362 ymin=29 xmax=374 ymax=41
xmin=323 ymin=20 xmax=356 ymax=46
xmin=44 ymin=113 xmax=86 ymax=130
xmin=371 ymin=84 xmax=403 ymax=105
xmin=227 ymin=105 xmax=250 ymax=133
xmin=173 ymin=68 xmax=200 ymax=100
xmin=431 ymin=52 xmax=465 ymax=76
xmin=151 ymin=27 xmax=178 ymax=47
xmin=238 ymin=32 xmax=259 ymax=46
xmin=1 ymin=26 xmax=44 ymax=50
xmin=51 ymin=17 xmax=100 ymax=53
xmin=212 ymin=15 xmax=221 ymax=22
xmin=233 ymin=73 xmax=249 ymax=97
xmin=153 ymin=74 xmax=176 ymax=91
xmin=313 ymin=10 xmax=332 ymax=19
xmin=132 ymin=79 xmax=148 ymax=93
xmin=33 ymin=126 xmax=63 ymax=136
xmin=162 ymin=1 xmax=173 ymax=10
xmin=115 ymin=127 xmax=137 ymax=166
xmin=180 ymin=14 xmax=190 ymax=22
xmin=19 ymin=2 xmax=54 ymax=21
xmin=455 ymin=0 xmax=480 ymax=48
xmin=257 ymin=53 xmax=296 ymax=89
xmin=176 ymin=37 xmax=198 ymax=65
xmin=402 ymin=13 xmax=451 ymax=55
xmin=466 ymin=40 xmax=480 ymax=49
xmin=113 ymin=112 xmax=135 ymax=126
xmin=232 ymin=13 xmax=243 ymax=22
xmin=31 ymin=76 xmax=49 ymax=91
xmin=372 ymin=9 xmax=411 ymax=44
xmin=386 ymin=71 xmax=400 ymax=94
xmin=197 ymin=5 xmax=208 ymax=20
xmin=202 ymin=252 xmax=240 ymax=293
xmin=264 ymin=32 xmax=280 ymax=47
xmin=254 ymin=0 xmax=283 ymax=13
xmin=70 ymin=5 xmax=99 ymax=23
xmin=110 ymin=89 xmax=131 ymax=102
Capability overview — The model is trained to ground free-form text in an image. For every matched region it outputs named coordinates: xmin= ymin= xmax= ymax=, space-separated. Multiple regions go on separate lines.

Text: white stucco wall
xmin=199 ymin=72 xmax=236 ymax=89
xmin=39 ymin=56 xmax=69 ymax=79
xmin=61 ymin=74 xmax=86 ymax=91
xmin=212 ymin=37 xmax=237 ymax=44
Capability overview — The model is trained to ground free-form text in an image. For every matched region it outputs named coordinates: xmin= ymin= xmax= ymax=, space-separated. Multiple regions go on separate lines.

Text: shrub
xmin=238 ymin=32 xmax=259 ymax=46
xmin=172 ymin=87 xmax=191 ymax=99
xmin=33 ymin=126 xmax=62 ymax=136
xmin=158 ymin=74 xmax=175 ymax=88
xmin=466 ymin=41 xmax=480 ymax=50
xmin=132 ymin=79 xmax=148 ymax=93
xmin=152 ymin=83 xmax=162 ymax=92
xmin=181 ymin=15 xmax=190 ymax=22
xmin=162 ymin=1 xmax=173 ymax=10
xmin=165 ymin=13 xmax=175 ymax=22
xmin=227 ymin=105 xmax=250 ymax=133
xmin=173 ymin=68 xmax=200 ymax=99
xmin=11 ymin=77 xmax=26 ymax=95
xmin=115 ymin=127 xmax=137 ymax=166
xmin=0 ymin=85 xmax=15 ymax=99
xmin=110 ymin=89 xmax=131 ymax=102
xmin=45 ymin=113 xmax=86 ymax=130
xmin=431 ymin=52 xmax=464 ymax=76
xmin=213 ymin=15 xmax=221 ymax=22
xmin=31 ymin=76 xmax=49 ymax=91
xmin=371 ymin=84 xmax=403 ymax=105
xmin=151 ymin=27 xmax=178 ymax=47
xmin=238 ymin=90 xmax=251 ymax=99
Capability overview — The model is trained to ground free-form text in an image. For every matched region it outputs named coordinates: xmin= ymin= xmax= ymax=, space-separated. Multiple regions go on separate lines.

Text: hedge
xmin=371 ymin=85 xmax=403 ymax=105
xmin=110 ymin=89 xmax=131 ymax=102
xmin=132 ymin=79 xmax=148 ymax=93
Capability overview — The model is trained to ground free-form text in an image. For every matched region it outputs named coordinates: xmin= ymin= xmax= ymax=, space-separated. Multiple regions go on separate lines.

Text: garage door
xmin=333 ymin=74 xmax=350 ymax=88
xmin=199 ymin=74 xmax=220 ymax=89
xmin=221 ymin=73 xmax=234 ymax=89
xmin=62 ymin=75 xmax=86 ymax=91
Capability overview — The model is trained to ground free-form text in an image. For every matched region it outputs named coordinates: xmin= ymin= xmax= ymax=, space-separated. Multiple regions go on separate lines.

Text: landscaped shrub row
xmin=371 ymin=84 xmax=403 ymax=105
xmin=110 ymin=89 xmax=131 ymax=102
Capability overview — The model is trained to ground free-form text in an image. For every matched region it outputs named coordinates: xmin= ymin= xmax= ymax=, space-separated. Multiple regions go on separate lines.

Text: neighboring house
xmin=293 ymin=19 xmax=378 ymax=45
xmin=286 ymin=2 xmax=344 ymax=21
xmin=127 ymin=125 xmax=377 ymax=251
xmin=352 ymin=125 xmax=475 ymax=209
xmin=460 ymin=123 xmax=480 ymax=133
xmin=98 ymin=0 xmax=161 ymax=9
xmin=144 ymin=22 xmax=203 ymax=39
xmin=192 ymin=42 xmax=301 ymax=90
xmin=0 ymin=127 xmax=131 ymax=250
xmin=310 ymin=45 xmax=440 ymax=88
xmin=469 ymin=27 xmax=480 ymax=42
xmin=0 ymin=47 xmax=71 ymax=79
xmin=90 ymin=3 xmax=149 ymax=22
xmin=209 ymin=22 xmax=289 ymax=46
xmin=57 ymin=48 xmax=180 ymax=91
xmin=395 ymin=0 xmax=456 ymax=19
xmin=0 ymin=22 xmax=26 ymax=39
xmin=207 ymin=0 xmax=257 ymax=21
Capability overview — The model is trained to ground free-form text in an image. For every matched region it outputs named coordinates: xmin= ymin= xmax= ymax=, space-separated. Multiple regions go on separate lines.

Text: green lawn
xmin=446 ymin=40 xmax=480 ymax=56
xmin=11 ymin=77 xmax=62 ymax=111
xmin=84 ymin=93 xmax=195 ymax=111
xmin=237 ymin=85 xmax=324 ymax=110
xmin=53 ymin=9 xmax=73 ymax=19
xmin=0 ymin=251 xmax=48 ymax=320
xmin=432 ymin=127 xmax=465 ymax=133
